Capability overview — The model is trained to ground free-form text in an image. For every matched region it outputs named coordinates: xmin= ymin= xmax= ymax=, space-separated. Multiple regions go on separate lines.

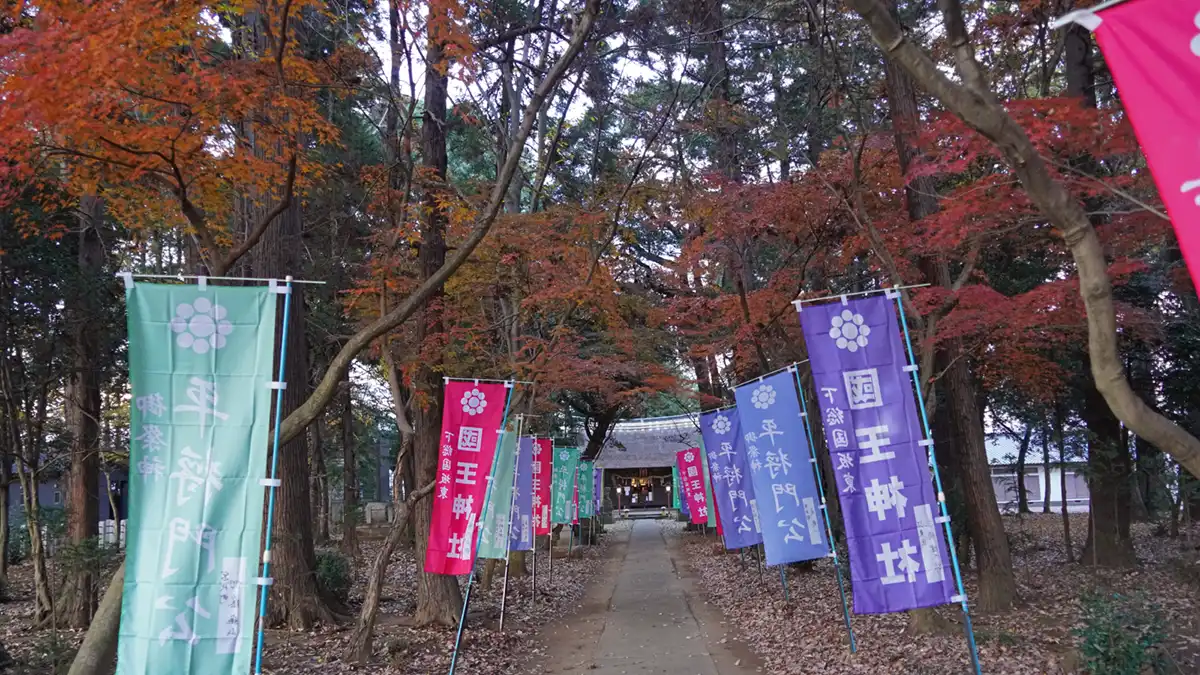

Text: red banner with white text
xmin=424 ymin=381 xmax=509 ymax=575
xmin=677 ymin=448 xmax=708 ymax=525
xmin=532 ymin=438 xmax=553 ymax=535
xmin=1091 ymin=1 xmax=1200 ymax=290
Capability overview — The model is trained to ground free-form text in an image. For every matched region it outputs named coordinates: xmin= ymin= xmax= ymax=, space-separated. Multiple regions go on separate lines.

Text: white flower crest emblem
xmin=750 ymin=384 xmax=776 ymax=410
xmin=170 ymin=297 xmax=233 ymax=354
xmin=558 ymin=450 xmax=570 ymax=461
xmin=684 ymin=451 xmax=695 ymax=463
xmin=829 ymin=309 xmax=871 ymax=352
xmin=711 ymin=414 xmax=732 ymax=435
xmin=460 ymin=388 xmax=488 ymax=415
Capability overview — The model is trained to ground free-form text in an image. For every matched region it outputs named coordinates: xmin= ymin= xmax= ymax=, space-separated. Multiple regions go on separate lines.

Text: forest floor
xmin=674 ymin=513 xmax=1200 ymax=675
xmin=0 ymin=519 xmax=629 ymax=674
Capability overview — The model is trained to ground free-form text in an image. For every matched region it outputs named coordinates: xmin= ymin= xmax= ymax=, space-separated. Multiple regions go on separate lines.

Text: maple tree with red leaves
xmin=3 ymin=0 xmax=1200 ymax=672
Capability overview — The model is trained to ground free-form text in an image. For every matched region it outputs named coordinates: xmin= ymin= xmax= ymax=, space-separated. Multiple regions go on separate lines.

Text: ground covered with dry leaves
xmin=0 ymin=520 xmax=627 ymax=674
xmin=672 ymin=514 xmax=1200 ymax=674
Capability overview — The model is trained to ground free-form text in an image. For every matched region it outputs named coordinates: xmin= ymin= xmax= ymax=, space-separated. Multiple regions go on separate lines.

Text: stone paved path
xmin=538 ymin=519 xmax=759 ymax=674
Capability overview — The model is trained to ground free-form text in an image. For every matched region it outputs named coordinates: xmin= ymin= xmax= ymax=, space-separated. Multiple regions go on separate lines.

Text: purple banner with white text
xmin=798 ymin=294 xmax=955 ymax=614
xmin=733 ymin=371 xmax=829 ymax=566
xmin=700 ymin=407 xmax=762 ymax=549
xmin=509 ymin=436 xmax=534 ymax=551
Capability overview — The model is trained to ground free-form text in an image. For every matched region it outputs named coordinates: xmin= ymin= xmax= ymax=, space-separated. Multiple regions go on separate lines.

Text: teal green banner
xmin=550 ymin=447 xmax=580 ymax=525
xmin=118 ymin=283 xmax=276 ymax=674
xmin=477 ymin=430 xmax=517 ymax=560
xmin=671 ymin=465 xmax=681 ymax=509
xmin=577 ymin=462 xmax=595 ymax=518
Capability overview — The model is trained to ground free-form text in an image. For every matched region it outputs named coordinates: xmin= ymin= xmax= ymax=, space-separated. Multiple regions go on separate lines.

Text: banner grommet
xmin=255 ymin=577 xmax=274 ymax=586
xmin=268 ymin=381 xmax=287 ymax=390
xmin=903 ymin=365 xmax=918 ymax=373
xmin=269 ymin=279 xmax=291 ymax=295
xmin=119 ymin=271 xmax=134 ymax=289
xmin=935 ymin=515 xmax=950 ymax=524
xmin=259 ymin=478 xmax=282 ymax=487
xmin=197 ymin=276 xmax=207 ymax=291
xmin=951 ymin=594 xmax=967 ymax=603
xmin=791 ymin=299 xmax=803 ymax=313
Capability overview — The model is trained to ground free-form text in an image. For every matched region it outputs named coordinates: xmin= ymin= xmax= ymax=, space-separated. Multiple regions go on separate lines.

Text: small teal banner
xmin=478 ymin=430 xmax=518 ymax=560
xmin=550 ymin=447 xmax=581 ymax=524
xmin=577 ymin=462 xmax=596 ymax=518
xmin=118 ymin=283 xmax=276 ymax=674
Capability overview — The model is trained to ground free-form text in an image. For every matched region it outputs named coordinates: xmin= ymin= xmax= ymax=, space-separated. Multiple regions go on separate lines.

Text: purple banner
xmin=700 ymin=407 xmax=762 ymax=549
xmin=733 ymin=371 xmax=829 ymax=565
xmin=798 ymin=294 xmax=955 ymax=614
xmin=509 ymin=436 xmax=534 ymax=551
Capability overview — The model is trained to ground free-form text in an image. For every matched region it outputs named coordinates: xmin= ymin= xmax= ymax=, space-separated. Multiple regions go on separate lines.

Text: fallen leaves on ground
xmin=670 ymin=514 xmax=1200 ymax=675
xmin=0 ymin=520 xmax=629 ymax=674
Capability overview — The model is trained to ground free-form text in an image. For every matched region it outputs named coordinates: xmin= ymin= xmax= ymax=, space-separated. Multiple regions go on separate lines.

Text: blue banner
xmin=509 ymin=436 xmax=534 ymax=551
xmin=798 ymin=294 xmax=955 ymax=614
xmin=700 ymin=407 xmax=762 ymax=549
xmin=733 ymin=371 xmax=830 ymax=565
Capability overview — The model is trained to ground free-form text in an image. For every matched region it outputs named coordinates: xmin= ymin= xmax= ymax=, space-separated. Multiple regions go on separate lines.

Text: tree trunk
xmin=253 ymin=200 xmax=337 ymax=628
xmin=345 ymin=480 xmax=434 ymax=664
xmin=67 ymin=562 xmax=123 ymax=675
xmin=882 ymin=6 xmax=1014 ymax=611
xmin=942 ymin=357 xmax=1017 ymax=609
xmin=0 ymin=447 xmax=9 ymax=590
xmin=1080 ymin=381 xmax=1136 ymax=567
xmin=1042 ymin=423 xmax=1052 ymax=514
xmin=1015 ymin=425 xmax=1032 ymax=514
xmin=341 ymin=372 xmax=360 ymax=557
xmin=1055 ymin=402 xmax=1074 ymax=563
xmin=311 ymin=418 xmax=330 ymax=545
xmin=412 ymin=7 xmax=464 ymax=627
xmin=64 ymin=194 xmax=105 ymax=627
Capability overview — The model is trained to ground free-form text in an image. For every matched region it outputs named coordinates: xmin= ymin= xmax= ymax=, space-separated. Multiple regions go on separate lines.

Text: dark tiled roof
xmin=588 ymin=414 xmax=702 ymax=470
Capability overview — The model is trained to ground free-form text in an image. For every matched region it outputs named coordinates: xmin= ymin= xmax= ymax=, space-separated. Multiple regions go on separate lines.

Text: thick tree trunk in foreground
xmin=345 ymin=480 xmax=434 ymax=664
xmin=1081 ymin=382 xmax=1136 ymax=567
xmin=412 ymin=11 xmax=463 ymax=627
xmin=64 ymin=195 xmax=105 ymax=627
xmin=848 ymin=0 xmax=1200 ymax=501
xmin=254 ymin=203 xmax=337 ymax=629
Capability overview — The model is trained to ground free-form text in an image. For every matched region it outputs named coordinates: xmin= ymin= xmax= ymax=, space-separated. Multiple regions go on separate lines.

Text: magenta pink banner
xmin=676 ymin=448 xmax=708 ymax=525
xmin=424 ymin=381 xmax=509 ymax=575
xmin=533 ymin=438 xmax=553 ymax=535
xmin=1092 ymin=1 xmax=1200 ymax=289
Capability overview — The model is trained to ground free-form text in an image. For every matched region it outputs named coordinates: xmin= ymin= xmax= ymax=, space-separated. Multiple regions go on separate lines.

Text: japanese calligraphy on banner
xmin=532 ymin=438 xmax=553 ymax=535
xmin=676 ymin=448 xmax=708 ymax=524
xmin=1083 ymin=1 xmax=1200 ymax=291
xmin=798 ymin=295 xmax=955 ymax=613
xmin=478 ymin=431 xmax=518 ymax=560
xmin=700 ymin=407 xmax=762 ymax=549
xmin=577 ymin=461 xmax=596 ymax=519
xmin=509 ymin=437 xmax=534 ymax=551
xmin=550 ymin=447 xmax=581 ymax=525
xmin=118 ymin=283 xmax=276 ymax=674
xmin=733 ymin=372 xmax=829 ymax=566
xmin=424 ymin=381 xmax=510 ymax=575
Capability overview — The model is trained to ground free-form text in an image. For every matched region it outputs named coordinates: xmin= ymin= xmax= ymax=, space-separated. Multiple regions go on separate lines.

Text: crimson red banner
xmin=424 ymin=380 xmax=510 ymax=575
xmin=1090 ymin=2 xmax=1200 ymax=289
xmin=676 ymin=448 xmax=708 ymax=525
xmin=532 ymin=438 xmax=553 ymax=535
